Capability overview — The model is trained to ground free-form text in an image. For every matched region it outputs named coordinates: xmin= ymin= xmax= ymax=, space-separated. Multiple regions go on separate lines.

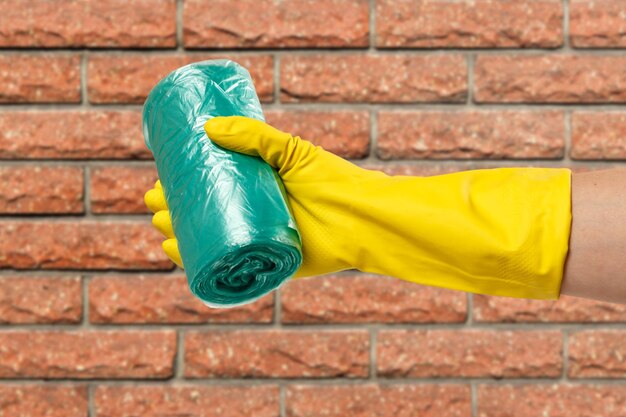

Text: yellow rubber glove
xmin=145 ymin=116 xmax=572 ymax=299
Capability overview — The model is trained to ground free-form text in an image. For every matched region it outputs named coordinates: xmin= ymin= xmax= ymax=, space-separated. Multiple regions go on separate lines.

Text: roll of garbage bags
xmin=142 ymin=59 xmax=303 ymax=308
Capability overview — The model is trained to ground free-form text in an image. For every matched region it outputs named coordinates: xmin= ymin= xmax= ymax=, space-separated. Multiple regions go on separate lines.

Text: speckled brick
xmin=0 ymin=166 xmax=83 ymax=213
xmin=281 ymin=273 xmax=467 ymax=323
xmin=90 ymin=166 xmax=157 ymax=213
xmin=94 ymin=385 xmax=279 ymax=417
xmin=478 ymin=384 xmax=626 ymax=417
xmin=571 ymin=112 xmax=626 ymax=160
xmin=377 ymin=110 xmax=565 ymax=159
xmin=377 ymin=0 xmax=562 ymax=48
xmin=89 ymin=275 xmax=274 ymax=324
xmin=570 ymin=1 xmax=626 ymax=48
xmin=0 ymin=54 xmax=80 ymax=103
xmin=88 ymin=54 xmax=274 ymax=103
xmin=474 ymin=294 xmax=626 ymax=323
xmin=184 ymin=0 xmax=369 ymax=48
xmin=0 ymin=111 xmax=149 ymax=159
xmin=281 ymin=54 xmax=467 ymax=103
xmin=0 ymin=331 xmax=176 ymax=378
xmin=265 ymin=111 xmax=370 ymax=158
xmin=569 ymin=330 xmax=626 ymax=378
xmin=184 ymin=330 xmax=369 ymax=378
xmin=0 ymin=276 xmax=82 ymax=324
xmin=0 ymin=385 xmax=87 ymax=417
xmin=0 ymin=0 xmax=176 ymax=47
xmin=377 ymin=330 xmax=562 ymax=378
xmin=0 ymin=222 xmax=172 ymax=270
xmin=287 ymin=384 xmax=471 ymax=417
xmin=475 ymin=55 xmax=626 ymax=103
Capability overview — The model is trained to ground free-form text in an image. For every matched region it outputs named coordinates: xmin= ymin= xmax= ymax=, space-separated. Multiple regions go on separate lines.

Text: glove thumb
xmin=204 ymin=116 xmax=315 ymax=173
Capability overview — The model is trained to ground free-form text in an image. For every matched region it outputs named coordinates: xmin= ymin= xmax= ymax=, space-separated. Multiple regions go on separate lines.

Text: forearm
xmin=561 ymin=168 xmax=626 ymax=304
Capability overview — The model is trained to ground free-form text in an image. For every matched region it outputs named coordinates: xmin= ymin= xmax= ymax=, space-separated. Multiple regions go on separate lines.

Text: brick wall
xmin=1 ymin=0 xmax=626 ymax=416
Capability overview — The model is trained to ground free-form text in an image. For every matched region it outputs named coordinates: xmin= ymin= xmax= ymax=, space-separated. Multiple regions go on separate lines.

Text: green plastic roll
xmin=142 ymin=59 xmax=302 ymax=308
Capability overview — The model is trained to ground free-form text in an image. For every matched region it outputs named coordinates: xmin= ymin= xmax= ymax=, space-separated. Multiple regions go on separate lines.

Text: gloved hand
xmin=145 ymin=116 xmax=572 ymax=299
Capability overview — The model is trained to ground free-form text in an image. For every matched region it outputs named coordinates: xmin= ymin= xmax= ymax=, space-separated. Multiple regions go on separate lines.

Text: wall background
xmin=1 ymin=0 xmax=626 ymax=416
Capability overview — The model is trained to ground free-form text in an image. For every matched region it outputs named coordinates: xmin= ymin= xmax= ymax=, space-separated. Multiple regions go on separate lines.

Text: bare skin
xmin=561 ymin=168 xmax=626 ymax=304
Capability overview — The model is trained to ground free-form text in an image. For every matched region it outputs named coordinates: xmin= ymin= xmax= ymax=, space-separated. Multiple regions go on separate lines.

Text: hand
xmin=144 ymin=115 xmax=385 ymax=277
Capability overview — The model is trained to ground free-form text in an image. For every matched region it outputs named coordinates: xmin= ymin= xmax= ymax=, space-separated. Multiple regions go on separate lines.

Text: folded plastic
xmin=142 ymin=59 xmax=302 ymax=307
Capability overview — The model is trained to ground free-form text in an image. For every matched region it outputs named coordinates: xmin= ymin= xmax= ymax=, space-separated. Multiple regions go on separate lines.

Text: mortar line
xmin=176 ymin=0 xmax=184 ymax=51
xmin=467 ymin=54 xmax=475 ymax=105
xmin=563 ymin=0 xmax=571 ymax=50
xmin=88 ymin=384 xmax=94 ymax=417
xmin=471 ymin=382 xmax=477 ymax=417
xmin=280 ymin=385 xmax=286 ymax=417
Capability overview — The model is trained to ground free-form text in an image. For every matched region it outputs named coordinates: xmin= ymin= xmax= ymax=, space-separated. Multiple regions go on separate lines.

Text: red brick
xmin=0 ymin=330 xmax=176 ymax=378
xmin=377 ymin=111 xmax=565 ymax=159
xmin=91 ymin=166 xmax=157 ymax=214
xmin=0 ymin=166 xmax=83 ymax=213
xmin=569 ymin=330 xmax=626 ymax=378
xmin=265 ymin=111 xmax=370 ymax=158
xmin=281 ymin=273 xmax=466 ymax=323
xmin=0 ymin=385 xmax=87 ymax=417
xmin=184 ymin=330 xmax=369 ymax=378
xmin=184 ymin=0 xmax=368 ymax=48
xmin=95 ymin=385 xmax=279 ymax=417
xmin=287 ymin=384 xmax=471 ymax=417
xmin=570 ymin=1 xmax=626 ymax=47
xmin=0 ymin=222 xmax=172 ymax=270
xmin=0 ymin=54 xmax=80 ymax=103
xmin=377 ymin=330 xmax=562 ymax=377
xmin=474 ymin=294 xmax=626 ymax=323
xmin=478 ymin=384 xmax=626 ymax=417
xmin=0 ymin=0 xmax=176 ymax=48
xmin=572 ymin=112 xmax=626 ymax=159
xmin=0 ymin=111 xmax=149 ymax=159
xmin=88 ymin=55 xmax=274 ymax=103
xmin=0 ymin=276 xmax=82 ymax=324
xmin=89 ymin=275 xmax=273 ymax=323
xmin=376 ymin=0 xmax=562 ymax=48
xmin=475 ymin=55 xmax=626 ymax=103
xmin=281 ymin=54 xmax=467 ymax=103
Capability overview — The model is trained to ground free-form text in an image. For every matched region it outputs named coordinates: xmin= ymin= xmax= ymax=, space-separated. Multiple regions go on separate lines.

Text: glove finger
xmin=152 ymin=209 xmax=174 ymax=239
xmin=205 ymin=116 xmax=314 ymax=173
xmin=144 ymin=186 xmax=167 ymax=213
xmin=163 ymin=238 xmax=183 ymax=269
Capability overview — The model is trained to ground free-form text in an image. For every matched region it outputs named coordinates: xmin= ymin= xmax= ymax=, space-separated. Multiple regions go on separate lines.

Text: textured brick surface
xmin=95 ymin=385 xmax=279 ymax=417
xmin=376 ymin=0 xmax=563 ymax=48
xmin=281 ymin=55 xmax=467 ymax=103
xmin=569 ymin=330 xmax=626 ymax=378
xmin=0 ymin=276 xmax=82 ymax=324
xmin=90 ymin=166 xmax=157 ymax=213
xmin=281 ymin=274 xmax=467 ymax=323
xmin=377 ymin=330 xmax=562 ymax=377
xmin=185 ymin=330 xmax=369 ymax=378
xmin=475 ymin=55 xmax=626 ymax=103
xmin=474 ymin=294 xmax=626 ymax=323
xmin=0 ymin=166 xmax=83 ymax=213
xmin=0 ymin=111 xmax=148 ymax=159
xmin=478 ymin=384 xmax=626 ymax=417
xmin=89 ymin=275 xmax=273 ymax=323
xmin=377 ymin=110 xmax=565 ymax=159
xmin=287 ymin=384 xmax=471 ymax=417
xmin=0 ymin=55 xmax=80 ymax=103
xmin=88 ymin=54 xmax=274 ymax=103
xmin=0 ymin=222 xmax=172 ymax=270
xmin=570 ymin=0 xmax=626 ymax=47
xmin=265 ymin=111 xmax=370 ymax=158
xmin=0 ymin=385 xmax=88 ymax=417
xmin=0 ymin=331 xmax=176 ymax=378
xmin=184 ymin=0 xmax=368 ymax=48
xmin=572 ymin=112 xmax=626 ymax=160
xmin=0 ymin=0 xmax=176 ymax=47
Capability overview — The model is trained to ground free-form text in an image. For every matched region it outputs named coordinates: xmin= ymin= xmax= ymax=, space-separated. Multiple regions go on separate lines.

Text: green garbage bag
xmin=142 ymin=59 xmax=303 ymax=308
